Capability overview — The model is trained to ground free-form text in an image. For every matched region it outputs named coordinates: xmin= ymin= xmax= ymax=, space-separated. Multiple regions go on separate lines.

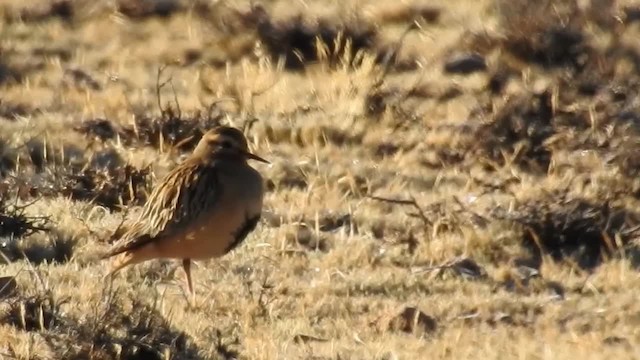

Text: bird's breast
xmin=187 ymin=201 xmax=260 ymax=256
xmin=155 ymin=164 xmax=264 ymax=260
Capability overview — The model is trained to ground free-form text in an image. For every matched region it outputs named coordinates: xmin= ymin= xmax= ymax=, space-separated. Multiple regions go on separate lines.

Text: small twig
xmin=403 ymin=59 xmax=428 ymax=97
xmin=620 ymin=224 xmax=640 ymax=236
xmin=0 ymin=263 xmax=24 ymax=298
xmin=21 ymin=252 xmax=48 ymax=294
xmin=90 ymin=277 xmax=117 ymax=335
xmin=155 ymin=64 xmax=180 ymax=119
xmin=0 ymin=249 xmax=13 ymax=264
xmin=170 ymin=79 xmax=182 ymax=119
xmin=242 ymin=117 xmax=259 ymax=135
xmin=367 ymin=194 xmax=432 ymax=227
xmin=13 ymin=195 xmax=45 ymax=212
xmin=251 ymin=77 xmax=282 ymax=98
xmin=245 ymin=76 xmax=282 ymax=115
xmin=371 ymin=21 xmax=419 ymax=90
xmin=0 ymin=352 xmax=16 ymax=360
xmin=256 ymin=271 xmax=275 ymax=317
xmin=156 ymin=65 xmax=169 ymax=117
xmin=0 ymin=196 xmax=51 ymax=238
xmin=206 ymin=97 xmax=236 ymax=120
xmin=74 ymin=215 xmax=99 ymax=238
xmin=410 ymin=256 xmax=463 ymax=275
xmin=452 ymin=196 xmax=490 ymax=226
xmin=525 ymin=226 xmax=547 ymax=259
xmin=109 ymin=207 xmax=131 ymax=242
xmin=367 ymin=195 xmax=417 ymax=206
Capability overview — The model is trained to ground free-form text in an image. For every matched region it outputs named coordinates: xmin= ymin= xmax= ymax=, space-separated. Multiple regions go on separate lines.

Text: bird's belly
xmin=186 ymin=220 xmax=236 ymax=259
xmin=157 ymin=209 xmax=243 ymax=260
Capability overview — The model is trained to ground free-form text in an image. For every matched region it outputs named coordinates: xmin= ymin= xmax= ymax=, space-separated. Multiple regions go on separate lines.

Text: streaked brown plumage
xmin=101 ymin=126 xmax=268 ymax=304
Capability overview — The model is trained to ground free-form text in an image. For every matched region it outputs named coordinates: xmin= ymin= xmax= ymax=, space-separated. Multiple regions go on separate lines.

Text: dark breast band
xmin=226 ymin=214 xmax=261 ymax=253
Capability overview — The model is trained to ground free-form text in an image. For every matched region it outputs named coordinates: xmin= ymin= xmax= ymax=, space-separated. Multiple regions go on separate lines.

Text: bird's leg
xmin=182 ymin=258 xmax=195 ymax=306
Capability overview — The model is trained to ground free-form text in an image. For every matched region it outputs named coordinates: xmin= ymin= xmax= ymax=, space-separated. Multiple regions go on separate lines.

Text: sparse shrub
xmin=1 ymin=292 xmax=67 ymax=332
xmin=0 ymin=287 xmax=205 ymax=359
xmin=1 ymin=142 xmax=152 ymax=210
xmin=495 ymin=0 xmax=591 ymax=70
xmin=0 ymin=99 xmax=30 ymax=120
xmin=491 ymin=191 xmax=640 ymax=269
xmin=116 ymin=0 xmax=183 ymax=19
xmin=75 ymin=107 xmax=225 ymax=154
xmin=125 ymin=109 xmax=222 ymax=153
xmin=2 ymin=0 xmax=73 ymax=23
xmin=74 ymin=119 xmax=118 ymax=142
xmin=247 ymin=4 xmax=379 ymax=70
xmin=57 ymin=163 xmax=152 ymax=210
xmin=471 ymin=89 xmax=555 ymax=173
xmin=1 ymin=232 xmax=76 ymax=265
xmin=0 ymin=198 xmax=50 ymax=240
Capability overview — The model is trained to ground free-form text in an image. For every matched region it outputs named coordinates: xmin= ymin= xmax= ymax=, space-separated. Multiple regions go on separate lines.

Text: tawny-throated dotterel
xmin=101 ymin=126 xmax=268 ymax=305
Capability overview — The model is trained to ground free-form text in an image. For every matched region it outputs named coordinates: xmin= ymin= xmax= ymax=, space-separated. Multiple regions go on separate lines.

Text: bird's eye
xmin=220 ymin=141 xmax=233 ymax=149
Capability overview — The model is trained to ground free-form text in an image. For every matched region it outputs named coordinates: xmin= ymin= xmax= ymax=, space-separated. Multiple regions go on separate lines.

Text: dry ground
xmin=2 ymin=0 xmax=640 ymax=359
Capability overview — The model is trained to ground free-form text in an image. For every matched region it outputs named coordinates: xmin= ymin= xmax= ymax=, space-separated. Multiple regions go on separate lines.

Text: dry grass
xmin=2 ymin=0 xmax=640 ymax=358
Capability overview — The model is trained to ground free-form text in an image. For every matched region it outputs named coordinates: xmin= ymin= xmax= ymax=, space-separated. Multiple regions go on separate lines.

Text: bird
xmin=100 ymin=126 xmax=269 ymax=305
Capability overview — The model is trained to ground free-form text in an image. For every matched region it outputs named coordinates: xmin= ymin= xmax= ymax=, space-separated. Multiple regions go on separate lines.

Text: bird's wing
xmin=101 ymin=160 xmax=221 ymax=259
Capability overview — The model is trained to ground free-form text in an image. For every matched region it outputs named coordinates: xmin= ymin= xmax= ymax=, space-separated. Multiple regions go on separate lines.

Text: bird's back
xmin=103 ymin=158 xmax=220 ymax=258
xmin=103 ymin=156 xmax=263 ymax=260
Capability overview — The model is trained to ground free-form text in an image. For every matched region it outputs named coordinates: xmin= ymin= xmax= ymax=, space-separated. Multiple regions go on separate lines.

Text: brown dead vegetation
xmin=491 ymin=191 xmax=640 ymax=270
xmin=249 ymin=5 xmax=380 ymax=70
xmin=2 ymin=0 xmax=73 ymax=23
xmin=2 ymin=150 xmax=151 ymax=211
xmin=75 ymin=67 xmax=229 ymax=154
xmin=2 ymin=0 xmax=640 ymax=358
xmin=116 ymin=0 xmax=184 ymax=19
xmin=0 ymin=287 xmax=208 ymax=359
xmin=471 ymin=89 xmax=555 ymax=172
xmin=0 ymin=198 xmax=50 ymax=241
xmin=214 ymin=3 xmax=420 ymax=72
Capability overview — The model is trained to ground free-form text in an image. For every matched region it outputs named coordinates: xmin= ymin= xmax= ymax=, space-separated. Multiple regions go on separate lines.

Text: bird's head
xmin=194 ymin=126 xmax=269 ymax=164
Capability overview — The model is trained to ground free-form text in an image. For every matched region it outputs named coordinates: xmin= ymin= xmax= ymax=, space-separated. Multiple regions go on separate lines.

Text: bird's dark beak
xmin=243 ymin=150 xmax=270 ymax=164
